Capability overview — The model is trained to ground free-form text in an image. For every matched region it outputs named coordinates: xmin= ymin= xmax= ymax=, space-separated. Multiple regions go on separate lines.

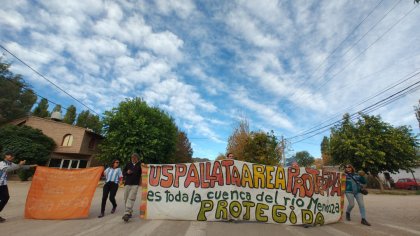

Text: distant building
xmin=9 ymin=116 xmax=103 ymax=169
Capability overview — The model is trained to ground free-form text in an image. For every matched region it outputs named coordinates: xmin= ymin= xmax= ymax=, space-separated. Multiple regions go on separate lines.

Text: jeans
xmin=345 ymin=192 xmax=366 ymax=219
xmin=101 ymin=182 xmax=119 ymax=214
xmin=124 ymin=185 xmax=139 ymax=215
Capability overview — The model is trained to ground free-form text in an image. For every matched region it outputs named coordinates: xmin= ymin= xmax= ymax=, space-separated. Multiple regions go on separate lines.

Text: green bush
xmin=18 ymin=169 xmax=35 ymax=181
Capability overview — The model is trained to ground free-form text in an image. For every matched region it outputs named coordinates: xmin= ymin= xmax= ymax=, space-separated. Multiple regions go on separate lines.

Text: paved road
xmin=1 ymin=182 xmax=420 ymax=236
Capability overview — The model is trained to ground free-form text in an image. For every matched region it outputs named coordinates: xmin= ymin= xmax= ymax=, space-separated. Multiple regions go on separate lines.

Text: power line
xmin=0 ymin=44 xmax=101 ymax=116
xmin=288 ymin=0 xmax=390 ymax=99
xmin=289 ymin=69 xmax=420 ymax=140
xmin=290 ymin=78 xmax=420 ymax=144
xmin=313 ymin=3 xmax=418 ymax=92
xmin=1 ymin=62 xmax=100 ymax=120
xmin=1 ymin=74 xmax=76 ymax=116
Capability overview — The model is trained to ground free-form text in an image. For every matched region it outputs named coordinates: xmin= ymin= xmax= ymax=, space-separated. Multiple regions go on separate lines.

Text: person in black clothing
xmin=122 ymin=153 xmax=142 ymax=221
xmin=98 ymin=159 xmax=123 ymax=218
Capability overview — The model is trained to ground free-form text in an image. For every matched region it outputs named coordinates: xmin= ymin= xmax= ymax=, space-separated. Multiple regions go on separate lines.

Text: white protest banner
xmin=140 ymin=160 xmax=345 ymax=225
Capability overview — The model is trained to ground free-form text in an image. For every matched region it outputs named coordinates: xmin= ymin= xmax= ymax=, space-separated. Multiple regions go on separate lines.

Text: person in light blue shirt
xmin=98 ymin=159 xmax=123 ymax=218
xmin=0 ymin=151 xmax=36 ymax=223
xmin=345 ymin=164 xmax=371 ymax=226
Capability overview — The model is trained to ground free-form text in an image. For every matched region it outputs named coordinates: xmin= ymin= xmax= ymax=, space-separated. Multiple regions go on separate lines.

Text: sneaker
xmin=111 ymin=206 xmax=117 ymax=214
xmin=0 ymin=216 xmax=5 ymax=223
xmin=98 ymin=213 xmax=105 ymax=218
xmin=346 ymin=212 xmax=351 ymax=221
xmin=361 ymin=219 xmax=371 ymax=226
xmin=122 ymin=214 xmax=130 ymax=222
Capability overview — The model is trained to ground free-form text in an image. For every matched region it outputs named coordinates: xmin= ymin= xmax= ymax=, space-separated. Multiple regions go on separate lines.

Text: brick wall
xmin=24 ymin=116 xmax=87 ymax=154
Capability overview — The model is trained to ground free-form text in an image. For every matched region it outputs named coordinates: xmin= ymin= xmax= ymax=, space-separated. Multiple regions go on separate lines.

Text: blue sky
xmin=1 ymin=0 xmax=419 ymax=160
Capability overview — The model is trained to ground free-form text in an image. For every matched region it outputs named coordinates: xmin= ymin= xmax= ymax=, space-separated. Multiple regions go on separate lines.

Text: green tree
xmin=0 ymin=60 xmax=37 ymax=124
xmin=0 ymin=125 xmax=56 ymax=165
xmin=172 ymin=130 xmax=193 ymax=163
xmin=321 ymin=136 xmax=331 ymax=165
xmin=99 ymin=97 xmax=178 ymax=165
xmin=292 ymin=151 xmax=315 ymax=167
xmin=63 ymin=105 xmax=77 ymax=125
xmin=32 ymin=98 xmax=50 ymax=118
xmin=330 ymin=113 xmax=419 ymax=179
xmin=76 ymin=110 xmax=102 ymax=133
xmin=242 ymin=131 xmax=282 ymax=165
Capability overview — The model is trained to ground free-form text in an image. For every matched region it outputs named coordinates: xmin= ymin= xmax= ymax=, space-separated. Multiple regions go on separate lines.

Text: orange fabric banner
xmin=25 ymin=166 xmax=103 ymax=220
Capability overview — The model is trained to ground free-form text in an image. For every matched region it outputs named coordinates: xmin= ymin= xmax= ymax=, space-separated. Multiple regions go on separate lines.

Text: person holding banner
xmin=0 ymin=151 xmax=36 ymax=223
xmin=98 ymin=159 xmax=123 ymax=218
xmin=344 ymin=164 xmax=371 ymax=226
xmin=226 ymin=153 xmax=234 ymax=159
xmin=122 ymin=153 xmax=142 ymax=221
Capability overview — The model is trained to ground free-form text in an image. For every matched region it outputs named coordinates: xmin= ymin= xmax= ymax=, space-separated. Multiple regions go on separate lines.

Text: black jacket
xmin=123 ymin=162 xmax=142 ymax=185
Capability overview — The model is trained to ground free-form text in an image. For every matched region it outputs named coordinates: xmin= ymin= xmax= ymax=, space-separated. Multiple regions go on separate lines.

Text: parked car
xmin=394 ymin=178 xmax=420 ymax=190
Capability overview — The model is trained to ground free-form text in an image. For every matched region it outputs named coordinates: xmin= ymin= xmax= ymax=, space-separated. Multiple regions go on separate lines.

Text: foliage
xmin=243 ymin=131 xmax=282 ymax=165
xmin=99 ymin=97 xmax=178 ymax=165
xmin=226 ymin=119 xmax=282 ymax=165
xmin=76 ymin=110 xmax=102 ymax=133
xmin=292 ymin=151 xmax=315 ymax=167
xmin=0 ymin=59 xmax=37 ymax=124
xmin=172 ymin=130 xmax=193 ymax=163
xmin=321 ymin=136 xmax=331 ymax=165
xmin=329 ymin=113 xmax=419 ymax=175
xmin=32 ymin=98 xmax=50 ymax=118
xmin=226 ymin=119 xmax=250 ymax=161
xmin=0 ymin=125 xmax=56 ymax=165
xmin=18 ymin=168 xmax=35 ymax=181
xmin=63 ymin=105 xmax=77 ymax=125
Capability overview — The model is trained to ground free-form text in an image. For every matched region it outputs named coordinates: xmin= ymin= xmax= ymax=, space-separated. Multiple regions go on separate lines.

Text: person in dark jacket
xmin=345 ymin=164 xmax=371 ymax=226
xmin=122 ymin=153 xmax=142 ymax=221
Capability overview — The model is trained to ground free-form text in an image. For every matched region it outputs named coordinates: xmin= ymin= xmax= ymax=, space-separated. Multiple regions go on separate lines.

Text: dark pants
xmin=101 ymin=182 xmax=118 ymax=214
xmin=0 ymin=185 xmax=10 ymax=212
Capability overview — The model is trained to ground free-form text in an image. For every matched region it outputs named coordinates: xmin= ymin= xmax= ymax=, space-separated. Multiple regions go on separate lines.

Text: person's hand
xmin=19 ymin=160 xmax=26 ymax=165
xmin=127 ymin=169 xmax=133 ymax=174
xmin=30 ymin=164 xmax=38 ymax=168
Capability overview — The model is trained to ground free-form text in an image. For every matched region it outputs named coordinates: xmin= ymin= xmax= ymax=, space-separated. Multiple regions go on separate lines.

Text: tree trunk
xmin=374 ymin=174 xmax=384 ymax=192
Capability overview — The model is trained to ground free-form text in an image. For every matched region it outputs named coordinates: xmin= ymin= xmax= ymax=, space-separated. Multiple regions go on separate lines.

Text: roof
xmin=7 ymin=116 xmax=104 ymax=138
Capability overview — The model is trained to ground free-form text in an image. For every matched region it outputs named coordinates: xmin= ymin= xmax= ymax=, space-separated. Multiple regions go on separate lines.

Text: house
xmin=9 ymin=115 xmax=103 ymax=169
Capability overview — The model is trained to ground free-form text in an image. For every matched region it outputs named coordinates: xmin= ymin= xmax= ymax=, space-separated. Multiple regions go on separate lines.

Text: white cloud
xmin=154 ymin=0 xmax=196 ymax=19
xmin=231 ymin=88 xmax=293 ymax=130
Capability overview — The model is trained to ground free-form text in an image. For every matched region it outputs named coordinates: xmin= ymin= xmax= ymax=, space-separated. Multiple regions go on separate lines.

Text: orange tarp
xmin=25 ymin=166 xmax=103 ymax=220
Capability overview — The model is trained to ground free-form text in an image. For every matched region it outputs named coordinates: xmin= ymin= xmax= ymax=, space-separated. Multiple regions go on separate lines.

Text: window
xmin=62 ymin=134 xmax=73 ymax=146
xmin=62 ymin=160 xmax=70 ymax=169
xmin=71 ymin=160 xmax=79 ymax=169
xmin=49 ymin=158 xmax=62 ymax=168
xmin=79 ymin=160 xmax=88 ymax=168
xmin=48 ymin=159 xmax=89 ymax=169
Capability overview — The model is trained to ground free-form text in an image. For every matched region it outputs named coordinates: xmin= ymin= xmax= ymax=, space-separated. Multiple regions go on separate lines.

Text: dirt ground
xmin=1 ymin=181 xmax=419 ymax=236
